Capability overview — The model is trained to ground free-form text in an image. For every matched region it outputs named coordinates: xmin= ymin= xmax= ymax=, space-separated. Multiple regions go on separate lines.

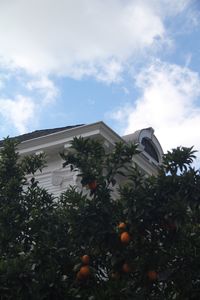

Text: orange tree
xmin=60 ymin=138 xmax=200 ymax=300
xmin=0 ymin=139 xmax=73 ymax=299
xmin=0 ymin=137 xmax=199 ymax=299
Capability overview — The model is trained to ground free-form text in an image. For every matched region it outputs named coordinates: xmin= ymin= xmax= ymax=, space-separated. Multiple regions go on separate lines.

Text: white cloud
xmin=0 ymin=95 xmax=36 ymax=134
xmin=0 ymin=72 xmax=10 ymax=90
xmin=0 ymin=0 xmax=196 ymax=137
xmin=26 ymin=76 xmax=58 ymax=104
xmin=112 ymin=61 xmax=200 ymax=156
xmin=0 ymin=0 xmax=191 ymax=81
xmin=0 ymin=79 xmax=4 ymax=90
xmin=95 ymin=59 xmax=123 ymax=83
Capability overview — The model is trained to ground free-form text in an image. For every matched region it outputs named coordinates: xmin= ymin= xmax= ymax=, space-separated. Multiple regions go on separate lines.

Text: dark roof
xmin=0 ymin=124 xmax=84 ymax=146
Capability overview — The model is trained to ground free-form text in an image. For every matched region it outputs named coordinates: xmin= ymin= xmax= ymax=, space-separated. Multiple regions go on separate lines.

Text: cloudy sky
xmin=0 ymin=0 xmax=200 ymax=159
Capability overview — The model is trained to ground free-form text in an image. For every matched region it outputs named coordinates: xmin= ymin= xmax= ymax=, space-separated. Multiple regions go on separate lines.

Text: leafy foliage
xmin=162 ymin=146 xmax=197 ymax=174
xmin=61 ymin=137 xmax=139 ymax=187
xmin=0 ymin=139 xmax=72 ymax=299
xmin=0 ymin=137 xmax=199 ymax=299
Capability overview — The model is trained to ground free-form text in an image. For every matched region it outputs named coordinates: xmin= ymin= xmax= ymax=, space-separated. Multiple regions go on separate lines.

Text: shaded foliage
xmin=0 ymin=137 xmax=199 ymax=299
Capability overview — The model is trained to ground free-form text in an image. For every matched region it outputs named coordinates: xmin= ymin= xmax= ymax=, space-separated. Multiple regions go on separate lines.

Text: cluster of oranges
xmin=110 ymin=222 xmax=132 ymax=278
xmin=111 ymin=263 xmax=132 ymax=280
xmin=76 ymin=255 xmax=91 ymax=281
xmin=118 ymin=222 xmax=131 ymax=244
xmin=117 ymin=222 xmax=157 ymax=281
xmin=76 ymin=224 xmax=157 ymax=283
xmin=111 ymin=268 xmax=158 ymax=281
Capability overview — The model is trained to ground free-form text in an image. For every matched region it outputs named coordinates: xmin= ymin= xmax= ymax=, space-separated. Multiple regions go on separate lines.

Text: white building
xmin=1 ymin=122 xmax=163 ymax=196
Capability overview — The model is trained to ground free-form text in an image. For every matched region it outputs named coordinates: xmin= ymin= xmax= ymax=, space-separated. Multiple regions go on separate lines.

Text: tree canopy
xmin=0 ymin=137 xmax=199 ymax=299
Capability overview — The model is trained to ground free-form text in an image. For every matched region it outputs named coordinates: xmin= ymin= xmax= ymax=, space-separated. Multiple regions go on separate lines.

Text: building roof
xmin=0 ymin=122 xmax=163 ymax=176
xmin=0 ymin=124 xmax=83 ymax=146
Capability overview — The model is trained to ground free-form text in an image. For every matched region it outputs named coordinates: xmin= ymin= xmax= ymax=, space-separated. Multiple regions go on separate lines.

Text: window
xmin=141 ymin=138 xmax=159 ymax=162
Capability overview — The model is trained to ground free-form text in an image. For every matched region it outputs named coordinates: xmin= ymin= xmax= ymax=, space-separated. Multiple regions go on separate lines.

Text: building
xmin=0 ymin=122 xmax=163 ymax=196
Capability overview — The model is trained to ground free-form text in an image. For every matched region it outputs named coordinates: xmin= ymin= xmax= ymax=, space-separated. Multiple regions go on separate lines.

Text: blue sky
xmin=0 ymin=0 xmax=200 ymax=159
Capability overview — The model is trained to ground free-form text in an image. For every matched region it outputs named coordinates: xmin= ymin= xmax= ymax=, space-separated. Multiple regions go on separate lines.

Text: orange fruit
xmin=120 ymin=231 xmax=131 ymax=244
xmin=147 ymin=270 xmax=157 ymax=281
xmin=81 ymin=254 xmax=90 ymax=265
xmin=76 ymin=271 xmax=84 ymax=281
xmin=122 ymin=263 xmax=131 ymax=273
xmin=79 ymin=266 xmax=90 ymax=279
xmin=88 ymin=181 xmax=97 ymax=190
xmin=118 ymin=222 xmax=126 ymax=229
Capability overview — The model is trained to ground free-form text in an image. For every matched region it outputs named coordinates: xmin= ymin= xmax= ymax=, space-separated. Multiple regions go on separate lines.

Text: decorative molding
xmin=51 ymin=171 xmax=63 ymax=186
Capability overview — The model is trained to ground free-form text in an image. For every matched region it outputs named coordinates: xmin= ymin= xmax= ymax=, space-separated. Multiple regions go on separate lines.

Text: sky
xmin=0 ymin=0 xmax=200 ymax=161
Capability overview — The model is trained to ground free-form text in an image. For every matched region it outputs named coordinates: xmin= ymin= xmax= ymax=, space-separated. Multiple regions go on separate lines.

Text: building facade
xmin=1 ymin=122 xmax=163 ymax=196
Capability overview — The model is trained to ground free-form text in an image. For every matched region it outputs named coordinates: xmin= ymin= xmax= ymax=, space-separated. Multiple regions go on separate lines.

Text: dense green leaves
xmin=0 ymin=137 xmax=199 ymax=299
xmin=162 ymin=146 xmax=197 ymax=174
xmin=61 ymin=137 xmax=139 ymax=187
xmin=0 ymin=139 xmax=72 ymax=299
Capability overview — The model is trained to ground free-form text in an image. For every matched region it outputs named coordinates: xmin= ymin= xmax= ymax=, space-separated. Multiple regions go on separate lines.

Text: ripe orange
xmin=81 ymin=254 xmax=90 ymax=265
xmin=122 ymin=263 xmax=131 ymax=273
xmin=118 ymin=222 xmax=126 ymax=229
xmin=76 ymin=271 xmax=84 ymax=281
xmin=120 ymin=231 xmax=131 ymax=244
xmin=79 ymin=266 xmax=90 ymax=279
xmin=88 ymin=181 xmax=97 ymax=190
xmin=147 ymin=270 xmax=157 ymax=281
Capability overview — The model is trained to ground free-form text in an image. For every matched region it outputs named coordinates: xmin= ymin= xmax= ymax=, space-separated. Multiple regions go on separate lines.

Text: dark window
xmin=141 ymin=138 xmax=159 ymax=162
